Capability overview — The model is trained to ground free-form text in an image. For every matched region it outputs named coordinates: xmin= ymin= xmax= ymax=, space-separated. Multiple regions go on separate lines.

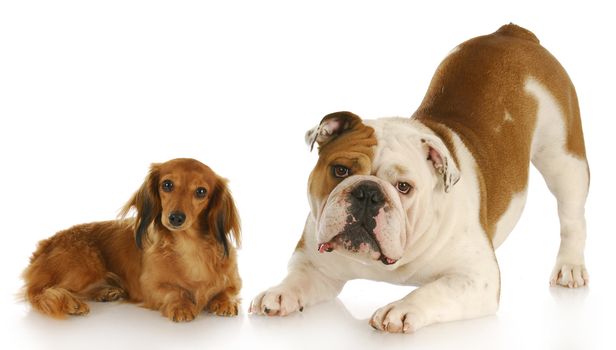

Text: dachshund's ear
xmin=119 ymin=164 xmax=162 ymax=249
xmin=203 ymin=178 xmax=241 ymax=257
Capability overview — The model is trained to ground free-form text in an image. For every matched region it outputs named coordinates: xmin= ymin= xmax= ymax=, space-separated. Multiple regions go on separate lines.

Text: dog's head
xmin=306 ymin=112 xmax=459 ymax=267
xmin=120 ymin=158 xmax=241 ymax=255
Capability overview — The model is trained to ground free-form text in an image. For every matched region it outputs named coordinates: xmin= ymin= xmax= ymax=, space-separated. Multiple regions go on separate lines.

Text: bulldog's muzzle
xmin=317 ymin=179 xmax=399 ymax=265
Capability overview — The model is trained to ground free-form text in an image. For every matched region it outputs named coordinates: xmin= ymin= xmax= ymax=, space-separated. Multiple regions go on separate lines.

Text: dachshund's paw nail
xmin=208 ymin=298 xmax=240 ymax=317
xmin=164 ymin=303 xmax=197 ymax=322
xmin=67 ymin=300 xmax=89 ymax=316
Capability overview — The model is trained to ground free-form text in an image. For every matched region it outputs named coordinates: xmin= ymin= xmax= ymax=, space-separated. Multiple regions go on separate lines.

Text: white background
xmin=1 ymin=1 xmax=614 ymax=349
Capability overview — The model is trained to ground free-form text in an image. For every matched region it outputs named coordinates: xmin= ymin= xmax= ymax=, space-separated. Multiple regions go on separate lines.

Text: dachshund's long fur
xmin=22 ymin=158 xmax=242 ymax=321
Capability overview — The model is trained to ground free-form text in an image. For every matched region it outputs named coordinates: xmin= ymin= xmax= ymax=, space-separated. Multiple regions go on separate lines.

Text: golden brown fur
xmin=308 ymin=112 xmax=377 ymax=213
xmin=22 ymin=158 xmax=242 ymax=321
xmin=414 ymin=24 xmax=587 ymax=239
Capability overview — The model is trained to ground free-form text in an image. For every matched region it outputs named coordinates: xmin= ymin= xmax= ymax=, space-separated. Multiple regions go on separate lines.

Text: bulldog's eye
xmin=396 ymin=182 xmax=412 ymax=194
xmin=195 ymin=187 xmax=207 ymax=199
xmin=332 ymin=165 xmax=350 ymax=178
xmin=161 ymin=180 xmax=174 ymax=192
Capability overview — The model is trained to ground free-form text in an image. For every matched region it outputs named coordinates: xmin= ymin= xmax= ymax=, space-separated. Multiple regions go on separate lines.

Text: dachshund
xmin=22 ymin=158 xmax=242 ymax=322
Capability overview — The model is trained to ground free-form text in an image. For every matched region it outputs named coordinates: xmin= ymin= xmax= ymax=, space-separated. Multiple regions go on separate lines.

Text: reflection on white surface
xmin=3 ymin=275 xmax=610 ymax=350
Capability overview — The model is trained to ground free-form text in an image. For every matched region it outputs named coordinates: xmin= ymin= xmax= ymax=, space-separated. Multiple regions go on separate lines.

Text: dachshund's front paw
xmin=66 ymin=297 xmax=90 ymax=316
xmin=162 ymin=301 xmax=198 ymax=322
xmin=207 ymin=297 xmax=239 ymax=317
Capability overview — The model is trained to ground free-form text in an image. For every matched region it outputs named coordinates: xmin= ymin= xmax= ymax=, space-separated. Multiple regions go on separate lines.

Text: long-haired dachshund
xmin=22 ymin=158 xmax=241 ymax=322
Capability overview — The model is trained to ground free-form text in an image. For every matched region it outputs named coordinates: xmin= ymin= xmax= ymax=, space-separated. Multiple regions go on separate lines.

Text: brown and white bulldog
xmin=250 ymin=24 xmax=589 ymax=333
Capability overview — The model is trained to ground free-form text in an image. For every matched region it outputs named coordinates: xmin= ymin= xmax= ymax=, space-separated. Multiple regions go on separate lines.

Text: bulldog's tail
xmin=496 ymin=23 xmax=540 ymax=44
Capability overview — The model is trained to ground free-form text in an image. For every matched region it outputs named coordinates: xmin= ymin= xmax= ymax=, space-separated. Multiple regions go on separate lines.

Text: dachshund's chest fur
xmin=146 ymin=230 xmax=224 ymax=285
xmin=138 ymin=229 xmax=236 ymax=311
xmin=175 ymin=233 xmax=222 ymax=282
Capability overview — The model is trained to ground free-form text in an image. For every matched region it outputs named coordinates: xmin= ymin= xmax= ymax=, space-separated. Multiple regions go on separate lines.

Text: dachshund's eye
xmin=332 ymin=165 xmax=350 ymax=178
xmin=195 ymin=187 xmax=207 ymax=198
xmin=396 ymin=182 xmax=412 ymax=194
xmin=161 ymin=180 xmax=174 ymax=192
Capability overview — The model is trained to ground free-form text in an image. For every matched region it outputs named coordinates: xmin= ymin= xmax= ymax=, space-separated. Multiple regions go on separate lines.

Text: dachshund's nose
xmin=168 ymin=211 xmax=186 ymax=227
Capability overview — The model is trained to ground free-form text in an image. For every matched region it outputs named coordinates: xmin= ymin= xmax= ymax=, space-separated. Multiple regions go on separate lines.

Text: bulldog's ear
xmin=421 ymin=136 xmax=460 ymax=193
xmin=305 ymin=111 xmax=362 ymax=151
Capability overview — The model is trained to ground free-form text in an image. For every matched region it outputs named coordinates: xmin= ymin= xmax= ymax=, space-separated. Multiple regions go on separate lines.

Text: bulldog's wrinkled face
xmin=306 ymin=112 xmax=459 ymax=268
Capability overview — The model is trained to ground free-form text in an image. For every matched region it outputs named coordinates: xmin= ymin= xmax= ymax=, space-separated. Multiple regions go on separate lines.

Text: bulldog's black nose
xmin=351 ymin=181 xmax=385 ymax=205
xmin=168 ymin=211 xmax=186 ymax=227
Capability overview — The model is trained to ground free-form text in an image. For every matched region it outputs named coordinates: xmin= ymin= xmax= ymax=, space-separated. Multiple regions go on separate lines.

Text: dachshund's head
xmin=120 ymin=158 xmax=241 ymax=255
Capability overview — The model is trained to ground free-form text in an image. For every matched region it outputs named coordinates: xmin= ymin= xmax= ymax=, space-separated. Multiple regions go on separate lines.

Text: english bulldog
xmin=250 ymin=24 xmax=589 ymax=333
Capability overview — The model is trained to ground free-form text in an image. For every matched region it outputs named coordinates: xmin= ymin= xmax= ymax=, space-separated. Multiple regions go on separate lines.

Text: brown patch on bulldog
xmin=308 ymin=112 xmax=377 ymax=206
xmin=294 ymin=236 xmax=305 ymax=251
xmin=414 ymin=24 xmax=587 ymax=239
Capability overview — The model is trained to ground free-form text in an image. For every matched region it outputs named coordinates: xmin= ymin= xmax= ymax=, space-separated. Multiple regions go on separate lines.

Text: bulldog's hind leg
xmin=528 ymin=80 xmax=589 ymax=288
xmin=533 ymin=150 xmax=589 ymax=288
xmin=250 ymin=251 xmax=345 ymax=316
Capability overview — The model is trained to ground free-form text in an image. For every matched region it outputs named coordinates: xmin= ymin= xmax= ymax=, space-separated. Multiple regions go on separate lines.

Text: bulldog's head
xmin=306 ymin=112 xmax=460 ymax=268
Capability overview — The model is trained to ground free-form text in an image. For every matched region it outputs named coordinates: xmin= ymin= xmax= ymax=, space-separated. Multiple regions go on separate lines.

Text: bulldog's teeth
xmin=318 ymin=243 xmax=334 ymax=253
xmin=382 ymin=257 xmax=397 ymax=265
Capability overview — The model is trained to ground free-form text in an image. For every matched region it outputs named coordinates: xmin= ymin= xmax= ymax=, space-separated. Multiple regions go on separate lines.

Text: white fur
xmin=494 ymin=110 xmax=514 ymax=133
xmin=526 ymin=78 xmax=589 ymax=287
xmin=250 ymin=118 xmax=500 ymax=332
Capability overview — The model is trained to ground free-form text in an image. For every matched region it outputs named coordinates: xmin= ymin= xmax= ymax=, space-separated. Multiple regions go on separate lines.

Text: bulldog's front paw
xmin=369 ymin=301 xmax=424 ymax=334
xmin=250 ymin=287 xmax=304 ymax=316
xmin=550 ymin=262 xmax=589 ymax=288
